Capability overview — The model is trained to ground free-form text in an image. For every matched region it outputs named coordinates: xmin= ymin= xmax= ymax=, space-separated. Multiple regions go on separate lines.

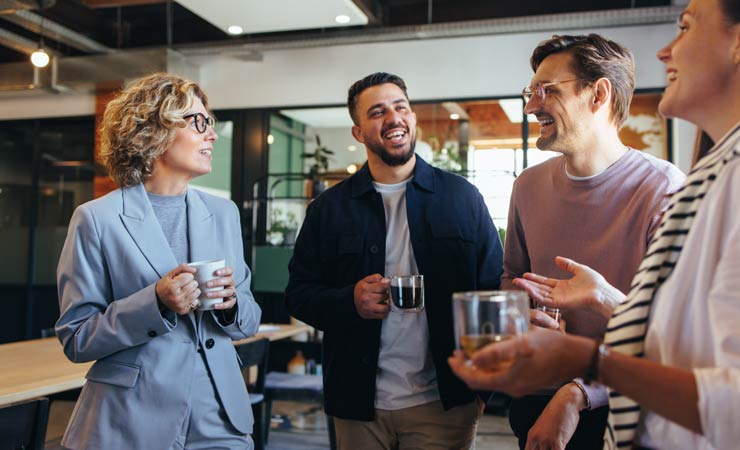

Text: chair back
xmin=235 ymin=338 xmax=271 ymax=450
xmin=235 ymin=338 xmax=270 ymax=396
xmin=0 ymin=397 xmax=50 ymax=450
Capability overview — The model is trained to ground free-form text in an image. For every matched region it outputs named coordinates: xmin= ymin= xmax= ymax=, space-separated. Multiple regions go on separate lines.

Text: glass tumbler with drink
xmin=452 ymin=290 xmax=529 ymax=370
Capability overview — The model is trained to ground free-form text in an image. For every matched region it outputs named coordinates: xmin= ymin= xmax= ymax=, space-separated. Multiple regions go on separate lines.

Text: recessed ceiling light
xmin=227 ymin=25 xmax=243 ymax=35
xmin=347 ymin=145 xmax=357 ymax=152
xmin=449 ymin=113 xmax=460 ymax=120
xmin=267 ymin=134 xmax=274 ymax=145
xmin=335 ymin=15 xmax=351 ymax=24
xmin=347 ymin=164 xmax=358 ymax=174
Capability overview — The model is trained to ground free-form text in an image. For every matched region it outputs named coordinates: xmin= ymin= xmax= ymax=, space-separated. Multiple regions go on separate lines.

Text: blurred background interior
xmin=0 ymin=1 xmax=692 ymax=448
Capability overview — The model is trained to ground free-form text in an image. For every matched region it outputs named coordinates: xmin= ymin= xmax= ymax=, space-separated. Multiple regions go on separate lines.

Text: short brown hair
xmin=99 ymin=73 xmax=211 ymax=187
xmin=530 ymin=34 xmax=635 ymax=127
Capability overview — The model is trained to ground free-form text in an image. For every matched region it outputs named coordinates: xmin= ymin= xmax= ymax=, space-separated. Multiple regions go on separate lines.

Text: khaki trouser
xmin=333 ymin=400 xmax=480 ymax=450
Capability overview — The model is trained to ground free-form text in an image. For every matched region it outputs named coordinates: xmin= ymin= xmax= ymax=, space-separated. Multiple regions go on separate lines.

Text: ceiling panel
xmin=176 ymin=0 xmax=368 ymax=35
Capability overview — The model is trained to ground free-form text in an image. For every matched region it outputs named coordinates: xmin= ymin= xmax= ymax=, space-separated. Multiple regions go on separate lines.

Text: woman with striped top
xmin=448 ymin=0 xmax=740 ymax=448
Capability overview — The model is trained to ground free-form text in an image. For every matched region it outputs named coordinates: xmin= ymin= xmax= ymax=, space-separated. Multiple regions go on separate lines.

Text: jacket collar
xmin=350 ymin=154 xmax=435 ymax=197
xmin=120 ymin=183 xmax=177 ymax=279
xmin=184 ymin=187 xmax=216 ymax=264
xmin=120 ymin=184 xmax=215 ymax=276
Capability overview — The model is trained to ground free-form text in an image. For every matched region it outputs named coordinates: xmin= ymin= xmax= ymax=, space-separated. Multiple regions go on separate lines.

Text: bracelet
xmin=583 ymin=340 xmax=609 ymax=385
xmin=571 ymin=380 xmax=591 ymax=410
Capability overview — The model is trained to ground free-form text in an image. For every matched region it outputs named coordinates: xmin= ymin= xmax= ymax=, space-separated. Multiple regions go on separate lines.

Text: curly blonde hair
xmin=99 ymin=73 xmax=212 ymax=187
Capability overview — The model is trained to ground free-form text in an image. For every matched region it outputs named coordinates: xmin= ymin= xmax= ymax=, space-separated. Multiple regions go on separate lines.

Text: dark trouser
xmin=508 ymin=395 xmax=608 ymax=450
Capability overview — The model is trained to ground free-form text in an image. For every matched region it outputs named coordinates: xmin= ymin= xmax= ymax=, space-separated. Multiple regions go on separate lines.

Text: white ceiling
xmin=280 ymin=107 xmax=354 ymax=128
xmin=176 ymin=0 xmax=368 ymax=35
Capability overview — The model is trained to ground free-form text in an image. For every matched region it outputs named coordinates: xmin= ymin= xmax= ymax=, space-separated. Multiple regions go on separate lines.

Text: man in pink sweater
xmin=501 ymin=34 xmax=685 ymax=450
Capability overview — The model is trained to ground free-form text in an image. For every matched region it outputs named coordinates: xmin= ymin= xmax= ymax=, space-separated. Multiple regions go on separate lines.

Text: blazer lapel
xmin=119 ymin=184 xmax=177 ymax=279
xmin=186 ymin=188 xmax=218 ymax=264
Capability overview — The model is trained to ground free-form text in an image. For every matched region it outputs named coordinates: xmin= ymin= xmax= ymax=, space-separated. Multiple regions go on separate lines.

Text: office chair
xmin=0 ymin=397 xmax=50 ymax=450
xmin=235 ymin=338 xmax=270 ymax=450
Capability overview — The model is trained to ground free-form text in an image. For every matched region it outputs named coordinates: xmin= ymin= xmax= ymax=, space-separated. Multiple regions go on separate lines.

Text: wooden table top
xmin=0 ymin=322 xmax=312 ymax=408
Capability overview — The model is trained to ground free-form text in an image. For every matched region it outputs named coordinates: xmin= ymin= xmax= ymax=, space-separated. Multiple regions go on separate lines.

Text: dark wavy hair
xmin=530 ymin=34 xmax=634 ymax=128
xmin=347 ymin=72 xmax=409 ymax=125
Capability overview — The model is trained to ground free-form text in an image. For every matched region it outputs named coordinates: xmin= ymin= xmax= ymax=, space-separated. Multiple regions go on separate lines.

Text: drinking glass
xmin=536 ymin=305 xmax=561 ymax=323
xmin=452 ymin=290 xmax=529 ymax=370
xmin=389 ymin=274 xmax=424 ymax=312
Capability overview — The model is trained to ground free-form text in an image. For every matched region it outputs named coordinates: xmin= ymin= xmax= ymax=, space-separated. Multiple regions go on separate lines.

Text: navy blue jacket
xmin=285 ymin=156 xmax=503 ymax=420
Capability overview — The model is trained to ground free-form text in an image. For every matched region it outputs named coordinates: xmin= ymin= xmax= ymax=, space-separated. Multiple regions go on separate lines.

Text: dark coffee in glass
xmin=389 ymin=275 xmax=424 ymax=312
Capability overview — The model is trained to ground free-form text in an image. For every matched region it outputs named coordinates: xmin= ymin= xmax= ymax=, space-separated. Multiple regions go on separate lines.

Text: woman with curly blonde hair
xmin=56 ymin=73 xmax=261 ymax=450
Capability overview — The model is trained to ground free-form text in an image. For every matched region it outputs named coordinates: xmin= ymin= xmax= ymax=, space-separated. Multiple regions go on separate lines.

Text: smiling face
xmin=524 ymin=52 xmax=594 ymax=154
xmin=657 ymin=0 xmax=740 ymax=131
xmin=351 ymin=83 xmax=417 ymax=167
xmin=154 ymin=96 xmax=218 ymax=183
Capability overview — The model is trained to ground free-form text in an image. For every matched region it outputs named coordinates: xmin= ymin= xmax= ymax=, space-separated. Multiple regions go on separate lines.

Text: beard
xmin=369 ymin=140 xmax=416 ymax=166
xmin=365 ymin=129 xmax=417 ymax=167
xmin=536 ymin=134 xmax=556 ymax=150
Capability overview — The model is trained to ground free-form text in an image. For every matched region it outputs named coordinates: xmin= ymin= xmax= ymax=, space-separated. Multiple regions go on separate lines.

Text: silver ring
xmin=189 ymin=299 xmax=201 ymax=311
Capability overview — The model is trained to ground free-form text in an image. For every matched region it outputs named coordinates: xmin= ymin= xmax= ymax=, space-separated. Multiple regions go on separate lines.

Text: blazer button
xmin=147 ymin=330 xmax=157 ymax=337
xmin=205 ymin=338 xmax=215 ymax=349
xmin=370 ymin=245 xmax=379 ymax=254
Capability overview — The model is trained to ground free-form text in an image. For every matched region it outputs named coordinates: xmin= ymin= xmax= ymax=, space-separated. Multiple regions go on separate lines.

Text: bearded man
xmin=286 ymin=72 xmax=504 ymax=450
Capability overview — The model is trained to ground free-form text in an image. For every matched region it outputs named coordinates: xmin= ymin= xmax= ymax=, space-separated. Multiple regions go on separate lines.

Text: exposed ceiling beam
xmin=0 ymin=26 xmax=38 ymax=54
xmin=2 ymin=9 xmax=111 ymax=53
xmin=0 ymin=0 xmax=54 ymax=14
xmin=77 ymin=0 xmax=165 ymax=7
xmin=351 ymin=0 xmax=382 ymax=25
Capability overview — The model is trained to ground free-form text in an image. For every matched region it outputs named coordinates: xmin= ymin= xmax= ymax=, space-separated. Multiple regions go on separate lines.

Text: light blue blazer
xmin=56 ymin=183 xmax=261 ymax=450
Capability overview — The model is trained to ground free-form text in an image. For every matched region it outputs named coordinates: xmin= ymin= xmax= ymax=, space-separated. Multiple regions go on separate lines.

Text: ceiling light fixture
xmin=267 ymin=134 xmax=275 ymax=145
xmin=335 ymin=15 xmax=351 ymax=24
xmin=449 ymin=113 xmax=460 ymax=120
xmin=227 ymin=25 xmax=243 ymax=35
xmin=31 ymin=47 xmax=50 ymax=68
xmin=347 ymin=145 xmax=357 ymax=152
xmin=30 ymin=3 xmax=50 ymax=68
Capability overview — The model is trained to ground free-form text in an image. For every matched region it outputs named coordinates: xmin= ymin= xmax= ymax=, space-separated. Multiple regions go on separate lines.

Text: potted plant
xmin=268 ymin=208 xmax=299 ymax=246
xmin=301 ymin=135 xmax=334 ymax=197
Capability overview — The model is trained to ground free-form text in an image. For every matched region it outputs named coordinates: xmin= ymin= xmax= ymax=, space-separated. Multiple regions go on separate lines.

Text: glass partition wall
xmin=0 ymin=115 xmax=234 ymax=343
xmin=264 ymin=92 xmax=668 ymax=235
xmin=0 ymin=117 xmax=95 ymax=342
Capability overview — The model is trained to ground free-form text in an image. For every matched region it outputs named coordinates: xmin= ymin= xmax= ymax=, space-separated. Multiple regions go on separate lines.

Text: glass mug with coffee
xmin=389 ymin=274 xmax=424 ymax=312
xmin=452 ymin=290 xmax=529 ymax=370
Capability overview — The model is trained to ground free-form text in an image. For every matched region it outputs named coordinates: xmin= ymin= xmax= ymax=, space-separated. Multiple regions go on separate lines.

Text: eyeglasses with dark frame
xmin=183 ymin=112 xmax=216 ymax=134
xmin=521 ymin=79 xmax=586 ymax=104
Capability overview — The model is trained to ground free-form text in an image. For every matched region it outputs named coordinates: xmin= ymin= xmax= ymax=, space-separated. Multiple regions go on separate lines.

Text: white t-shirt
xmin=373 ymin=179 xmax=439 ymax=410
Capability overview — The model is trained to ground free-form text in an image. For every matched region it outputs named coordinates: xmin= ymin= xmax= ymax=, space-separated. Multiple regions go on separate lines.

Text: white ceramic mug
xmin=187 ymin=258 xmax=226 ymax=310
